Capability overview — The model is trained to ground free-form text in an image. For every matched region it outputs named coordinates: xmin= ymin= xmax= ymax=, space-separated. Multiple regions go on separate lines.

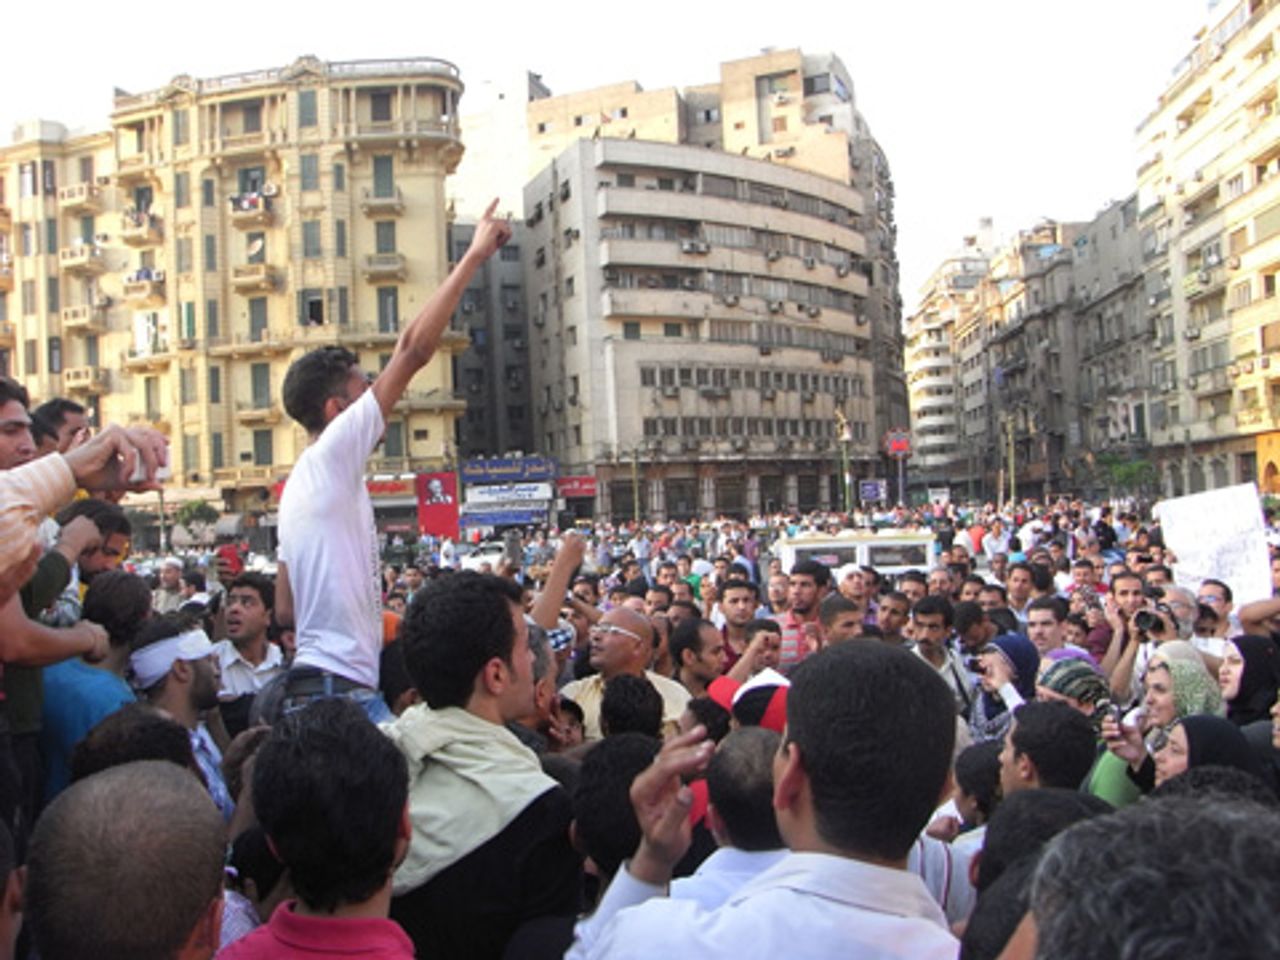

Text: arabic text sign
xmin=1158 ymin=482 xmax=1271 ymax=604
xmin=461 ymin=456 xmax=556 ymax=484
xmin=465 ymin=482 xmax=553 ymax=505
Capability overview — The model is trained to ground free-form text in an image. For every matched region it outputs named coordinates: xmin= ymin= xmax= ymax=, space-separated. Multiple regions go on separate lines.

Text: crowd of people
xmin=2 ymin=200 xmax=1280 ymax=960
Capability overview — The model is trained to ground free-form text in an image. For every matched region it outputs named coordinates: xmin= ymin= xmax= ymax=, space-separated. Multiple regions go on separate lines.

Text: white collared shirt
xmin=568 ymin=851 xmax=956 ymax=960
xmin=670 ymin=847 xmax=789 ymax=911
xmin=213 ymin=638 xmax=284 ymax=698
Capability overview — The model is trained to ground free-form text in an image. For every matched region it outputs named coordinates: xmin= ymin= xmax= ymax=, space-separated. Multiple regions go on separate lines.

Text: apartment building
xmin=1136 ymin=0 xmax=1280 ymax=495
xmin=0 ymin=56 xmax=467 ymax=530
xmin=522 ymin=49 xmax=901 ymax=517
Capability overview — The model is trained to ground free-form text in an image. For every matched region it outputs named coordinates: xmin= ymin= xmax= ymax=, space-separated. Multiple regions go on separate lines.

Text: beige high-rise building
xmin=1136 ymin=0 xmax=1280 ymax=496
xmin=522 ymin=49 xmax=903 ymax=517
xmin=0 ymin=56 xmax=467 ymax=538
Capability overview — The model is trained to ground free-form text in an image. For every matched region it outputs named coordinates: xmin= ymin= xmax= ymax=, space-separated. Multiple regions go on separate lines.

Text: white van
xmin=772 ymin=529 xmax=937 ymax=578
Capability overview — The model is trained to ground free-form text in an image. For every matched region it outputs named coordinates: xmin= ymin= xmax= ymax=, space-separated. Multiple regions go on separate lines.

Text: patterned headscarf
xmin=1150 ymin=654 xmax=1224 ymax=720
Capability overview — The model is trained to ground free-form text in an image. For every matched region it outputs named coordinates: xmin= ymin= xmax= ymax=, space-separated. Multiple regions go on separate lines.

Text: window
xmin=623 ymin=321 xmax=641 ymax=340
xmin=18 ymin=163 xmax=35 ymax=198
xmin=211 ymin=433 xmax=224 ymax=469
xmin=42 ymin=161 xmax=56 ymax=195
xmin=23 ymin=340 xmax=37 ymax=375
xmin=174 ymin=172 xmax=190 ymax=208
xmin=333 ymin=162 xmax=345 ymax=191
xmin=377 ymin=287 xmax=398 ymax=332
xmin=204 ymin=234 xmax=217 ymax=271
xmin=167 ymin=109 xmax=192 ymax=149
xmin=202 ymin=178 xmax=215 ymax=207
xmin=617 ymin=173 xmax=635 ymax=187
xmin=303 ymin=221 xmax=322 ymax=258
xmin=1227 ymin=173 xmax=1245 ymax=199
xmin=664 ymin=322 xmax=683 ymax=338
xmin=699 ymin=107 xmax=720 ymax=123
xmin=657 ymin=178 xmax=674 ymax=191
xmin=206 ymin=299 xmax=220 ymax=339
xmin=209 ymin=367 xmax=221 ymax=404
xmin=78 ymin=157 xmax=94 ymax=184
xmin=803 ymin=74 xmax=831 ymax=96
xmin=299 ymin=288 xmax=324 ymax=326
xmin=249 ymin=297 xmax=268 ymax=340
xmin=375 ymin=221 xmax=396 ymax=254
xmin=182 ymin=434 xmax=199 ymax=475
xmin=176 ymin=237 xmax=193 ymax=273
xmin=178 ymin=301 xmax=195 ymax=340
xmin=300 ymin=154 xmax=319 ymax=191
xmin=298 ymin=90 xmax=317 ymax=128
xmin=337 ymin=287 xmax=349 ymax=325
xmin=335 ymin=219 xmax=347 ymax=257
xmin=640 ymin=367 xmax=656 ymax=386
xmin=20 ymin=225 xmax=32 ymax=257
xmin=47 ymin=337 xmax=62 ymax=374
xmin=251 ymin=363 xmax=271 ymax=407
xmin=371 ymin=91 xmax=393 ymax=122
xmin=252 ymin=429 xmax=273 ymax=466
xmin=180 ymin=368 xmax=196 ymax=404
xmin=44 ymin=218 xmax=57 ymax=255
xmin=79 ymin=215 xmax=94 ymax=244
xmin=372 ymin=156 xmax=394 ymax=197
xmin=500 ymin=245 xmax=520 ymax=261
xmin=565 ymin=276 xmax=575 ymax=298
xmin=242 ymin=102 xmax=262 ymax=133
xmin=46 ymin=278 xmax=59 ymax=313
xmin=383 ymin=421 xmax=405 ymax=458
xmin=85 ymin=335 xmax=98 ymax=367
xmin=144 ymin=377 xmax=160 ymax=420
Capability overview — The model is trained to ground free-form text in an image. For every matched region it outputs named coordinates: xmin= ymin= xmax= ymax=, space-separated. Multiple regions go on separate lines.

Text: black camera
xmin=1133 ymin=602 xmax=1172 ymax=634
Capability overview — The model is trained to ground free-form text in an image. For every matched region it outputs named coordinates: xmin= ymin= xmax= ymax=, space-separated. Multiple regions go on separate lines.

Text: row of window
xmin=640 ymin=417 xmax=867 ymax=440
xmin=638 ymin=364 xmax=865 ymax=396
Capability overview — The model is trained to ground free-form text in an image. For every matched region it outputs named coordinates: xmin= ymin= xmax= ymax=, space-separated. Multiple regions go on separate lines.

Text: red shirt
xmin=219 ymin=901 xmax=414 ymax=960
xmin=774 ymin=609 xmax=823 ymax=670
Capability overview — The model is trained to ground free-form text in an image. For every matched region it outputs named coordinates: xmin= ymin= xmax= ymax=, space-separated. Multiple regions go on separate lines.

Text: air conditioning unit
xmin=468 ymin=383 xmax=481 ymax=393
xmin=774 ymin=146 xmax=796 ymax=158
xmin=532 ymin=313 xmax=545 ymax=328
xmin=1229 ymin=256 xmax=1242 ymax=269
xmin=807 ymin=305 xmax=821 ymax=318
xmin=683 ymin=438 xmax=700 ymax=451
xmin=1198 ymin=269 xmax=1210 ymax=283
xmin=768 ymin=300 xmax=783 ymax=313
xmin=1263 ymin=356 xmax=1273 ymax=370
xmin=837 ymin=264 xmax=850 ymax=277
xmin=694 ymin=241 xmax=711 ymax=254
xmin=680 ymin=240 xmax=698 ymax=254
xmin=759 ymin=345 xmax=773 ymax=356
xmin=261 ymin=183 xmax=279 ymax=197
xmin=1185 ymin=327 xmax=1200 ymax=340
xmin=559 ymin=182 xmax=571 ymax=201
xmin=95 ymin=232 xmax=110 ymax=243
xmin=801 ymin=391 xmax=816 ymax=403
xmin=681 ymin=277 xmax=697 ymax=290
xmin=1229 ymin=364 xmax=1240 ymax=377
xmin=512 ymin=338 xmax=525 ymax=350
xmin=731 ymin=437 xmax=748 ymax=451
xmin=661 ymin=385 xmax=679 ymax=398
xmin=505 ymin=299 xmax=519 ymax=311
xmin=96 ymin=175 xmax=111 ymax=186
xmin=1186 ymin=376 xmax=1198 ymax=389
xmin=723 ymin=294 xmax=739 ymax=306
xmin=803 ymin=256 xmax=816 ymax=269
xmin=1148 ymin=295 xmax=1158 ymax=307
xmin=773 ymin=93 xmax=790 ymax=105
xmin=463 ymin=303 xmax=475 ymax=313
xmin=152 ymin=270 xmax=166 ymax=282
xmin=762 ymin=387 xmax=776 ymax=399
xmin=766 ymin=249 xmax=782 ymax=262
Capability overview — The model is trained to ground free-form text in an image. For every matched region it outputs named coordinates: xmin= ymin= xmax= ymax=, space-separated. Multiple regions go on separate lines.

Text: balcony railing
xmin=235 ymin=401 xmax=282 ymax=424
xmin=58 ymin=183 xmax=104 ymax=214
xmin=229 ymin=193 xmax=273 ymax=228
xmin=0 ymin=322 xmax=14 ymax=348
xmin=0 ymin=262 xmax=11 ymax=295
xmin=63 ymin=366 xmax=109 ymax=393
xmin=395 ymin=389 xmax=467 ymax=414
xmin=121 ymin=210 xmax=163 ymax=247
xmin=231 ymin=263 xmax=279 ymax=293
xmin=360 ymin=187 xmax=404 ymax=216
xmin=59 ymin=245 xmax=107 ymax=275
xmin=362 ymin=252 xmax=407 ymax=281
xmin=123 ymin=270 xmax=167 ymax=305
xmin=61 ymin=304 xmax=107 ymax=334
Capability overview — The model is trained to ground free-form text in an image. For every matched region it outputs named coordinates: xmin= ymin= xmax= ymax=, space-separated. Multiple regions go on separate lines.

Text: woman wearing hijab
xmin=968 ymin=633 xmax=1040 ymax=743
xmin=1151 ymin=714 xmax=1272 ymax=792
xmin=1098 ymin=652 xmax=1225 ymax=799
xmin=1218 ymin=635 xmax=1280 ymax=727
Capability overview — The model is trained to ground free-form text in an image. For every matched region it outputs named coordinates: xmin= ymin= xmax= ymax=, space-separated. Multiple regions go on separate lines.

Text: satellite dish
xmin=246 ymin=238 xmax=265 ymax=259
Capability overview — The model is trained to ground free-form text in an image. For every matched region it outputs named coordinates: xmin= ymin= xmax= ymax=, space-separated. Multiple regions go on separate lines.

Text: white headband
xmin=129 ymin=629 xmax=215 ymax=690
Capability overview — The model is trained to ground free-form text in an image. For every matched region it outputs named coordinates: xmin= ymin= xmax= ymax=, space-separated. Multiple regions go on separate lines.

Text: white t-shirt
xmin=278 ymin=389 xmax=384 ymax=687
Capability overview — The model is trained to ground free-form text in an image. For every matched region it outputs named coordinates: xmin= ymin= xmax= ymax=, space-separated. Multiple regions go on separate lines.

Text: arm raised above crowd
xmin=531 ymin=532 xmax=586 ymax=630
xmin=371 ymin=199 xmax=511 ymax=422
xmin=1239 ymin=595 xmax=1280 ymax=636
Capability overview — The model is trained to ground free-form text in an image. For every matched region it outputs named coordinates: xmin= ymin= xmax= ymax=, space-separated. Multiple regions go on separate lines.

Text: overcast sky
xmin=3 ymin=0 xmax=1216 ymax=302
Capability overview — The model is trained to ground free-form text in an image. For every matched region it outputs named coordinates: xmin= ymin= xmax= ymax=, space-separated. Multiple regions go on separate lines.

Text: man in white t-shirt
xmin=275 ymin=200 xmax=511 ymax=721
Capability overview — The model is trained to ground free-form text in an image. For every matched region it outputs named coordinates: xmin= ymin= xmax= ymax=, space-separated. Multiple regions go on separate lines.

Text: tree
xmin=1097 ymin=454 xmax=1156 ymax=498
xmin=175 ymin=499 xmax=220 ymax=547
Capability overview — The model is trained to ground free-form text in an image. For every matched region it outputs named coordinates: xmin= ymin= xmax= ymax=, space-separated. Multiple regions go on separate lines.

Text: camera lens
xmin=1133 ymin=610 xmax=1162 ymax=633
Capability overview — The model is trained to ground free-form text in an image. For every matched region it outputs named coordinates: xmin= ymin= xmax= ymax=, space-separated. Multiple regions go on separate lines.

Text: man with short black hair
xmin=819 ymin=593 xmax=863 ymax=646
xmin=998 ymin=701 xmax=1096 ymax=796
xmin=387 ymin=571 xmax=580 ymax=959
xmin=213 ymin=572 xmax=283 ymax=738
xmin=1025 ymin=596 xmax=1070 ymax=658
xmin=569 ymin=641 xmax=959 ymax=959
xmin=221 ymin=699 xmax=413 ymax=959
xmin=876 ymin=591 xmax=912 ymax=648
xmin=977 ymin=583 xmax=1008 ymax=614
xmin=30 ymin=398 xmax=87 ymax=455
xmin=717 ymin=579 xmax=758 ymax=668
xmin=1006 ymin=563 xmax=1034 ymax=626
xmin=25 ymin=761 xmax=225 ymax=960
xmin=670 ymin=728 xmax=787 ymax=910
xmin=670 ymin=619 xmax=727 ymax=699
xmin=899 ymin=570 xmax=928 ymax=607
xmin=911 ymin=595 xmax=972 ymax=718
xmin=600 ymin=674 xmax=664 ymax=739
xmin=774 ymin=560 xmax=828 ymax=670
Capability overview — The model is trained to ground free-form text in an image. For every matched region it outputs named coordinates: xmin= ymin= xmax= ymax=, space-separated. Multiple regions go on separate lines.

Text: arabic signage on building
xmin=464 ymin=483 xmax=553 ymax=505
xmin=557 ymin=475 xmax=598 ymax=498
xmin=461 ymin=456 xmax=557 ymax=484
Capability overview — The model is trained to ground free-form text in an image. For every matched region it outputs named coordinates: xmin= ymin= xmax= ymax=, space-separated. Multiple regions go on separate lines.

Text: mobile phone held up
xmin=128 ymin=445 xmax=171 ymax=484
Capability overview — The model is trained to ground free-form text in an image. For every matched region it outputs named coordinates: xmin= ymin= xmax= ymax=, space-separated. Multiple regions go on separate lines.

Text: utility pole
xmin=631 ymin=448 xmax=640 ymax=527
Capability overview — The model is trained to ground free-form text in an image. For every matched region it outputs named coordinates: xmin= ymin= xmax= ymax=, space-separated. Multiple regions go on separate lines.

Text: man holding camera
xmin=1099 ymin=571 xmax=1180 ymax=706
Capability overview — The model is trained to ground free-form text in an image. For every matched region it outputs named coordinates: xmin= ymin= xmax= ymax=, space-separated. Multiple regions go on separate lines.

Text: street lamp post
xmin=836 ymin=409 xmax=853 ymax=514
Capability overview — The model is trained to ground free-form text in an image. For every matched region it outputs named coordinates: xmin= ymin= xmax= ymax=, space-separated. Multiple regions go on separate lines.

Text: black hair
xmin=227 ymin=825 xmax=288 ymax=906
xmin=1027 ymin=595 xmax=1066 ymax=620
xmin=669 ymin=617 xmax=713 ymax=671
xmin=1199 ymin=578 xmax=1234 ymax=604
xmin=573 ymin=733 xmax=661 ymax=879
xmin=954 ymin=740 xmax=1003 ymax=824
xmin=668 ymin=599 xmax=700 ymax=620
xmin=953 ymin=600 xmax=987 ymax=635
xmin=600 ymin=674 xmax=663 ymax=739
xmin=558 ymin=695 xmax=585 ymax=728
xmin=744 ymin=618 xmax=781 ymax=643
xmin=1027 ymin=563 xmax=1053 ymax=593
xmin=962 ymin=574 xmax=987 ymax=590
xmin=960 ymin=854 xmax=1038 ymax=960
xmin=818 ymin=592 xmax=860 ymax=628
xmin=229 ymin=571 xmax=275 ymax=612
xmin=720 ymin=578 xmax=759 ymax=600
xmin=786 ymin=642 xmax=955 ymax=861
xmin=82 ymin=571 xmax=152 ymax=650
xmin=1009 ymin=701 xmax=1097 ymax=790
xmin=0 ymin=376 xmax=29 ymax=410
xmin=645 ymin=584 xmax=673 ymax=606
xmin=979 ymin=582 xmax=1008 ymax=603
xmin=899 ymin=569 xmax=928 ymax=589
xmin=402 ymin=572 xmax=523 ymax=709
xmin=378 ymin=639 xmax=417 ymax=710
xmin=988 ymin=609 xmax=1021 ymax=635
xmin=253 ymin=699 xmax=408 ymax=913
xmin=55 ymin=497 xmax=132 ymax=540
xmin=684 ymin=696 xmax=732 ymax=744
xmin=282 ymin=345 xmax=360 ymax=434
xmin=976 ymin=787 xmax=1113 ymax=891
xmin=30 ymin=411 xmax=58 ymax=447
xmin=32 ymin=397 xmax=84 ymax=428
xmin=790 ymin=559 xmax=830 ymax=588
xmin=1071 ymin=558 xmax=1096 ymax=570
xmin=911 ymin=594 xmax=954 ymax=627
xmin=180 ymin=570 xmax=206 ymax=592
xmin=69 ymin=703 xmax=198 ymax=783
xmin=732 ymin=685 xmax=781 ymax=728
xmin=1146 ymin=564 xmax=1174 ymax=582
xmin=707 ymin=727 xmax=783 ymax=851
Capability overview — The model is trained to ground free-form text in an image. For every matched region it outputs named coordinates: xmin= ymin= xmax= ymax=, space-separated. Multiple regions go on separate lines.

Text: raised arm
xmin=371 ymin=199 xmax=511 ymax=421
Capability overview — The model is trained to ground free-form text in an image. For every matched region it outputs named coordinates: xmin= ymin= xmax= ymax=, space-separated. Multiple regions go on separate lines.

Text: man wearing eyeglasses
xmin=559 ymin=607 xmax=690 ymax=740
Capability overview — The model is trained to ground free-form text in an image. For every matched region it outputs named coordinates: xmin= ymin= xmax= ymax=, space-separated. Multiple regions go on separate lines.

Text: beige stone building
xmin=523 ymin=49 xmax=903 ymax=517
xmin=0 ymin=56 xmax=467 ymax=536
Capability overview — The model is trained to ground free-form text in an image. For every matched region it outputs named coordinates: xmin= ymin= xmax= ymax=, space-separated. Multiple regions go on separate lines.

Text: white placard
xmin=1158 ymin=482 xmax=1272 ymax=604
xmin=464 ymin=482 xmax=553 ymax=505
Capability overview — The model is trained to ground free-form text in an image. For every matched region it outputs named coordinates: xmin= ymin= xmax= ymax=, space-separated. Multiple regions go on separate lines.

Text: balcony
xmin=338 ymin=117 xmax=460 ymax=144
xmin=395 ymin=389 xmax=467 ymax=414
xmin=123 ymin=269 xmax=167 ymax=305
xmin=123 ymin=341 xmax=174 ymax=371
xmin=231 ymin=263 xmax=279 ymax=293
xmin=0 ymin=260 xmax=11 ymax=294
xmin=58 ymin=183 xmax=104 ymax=215
xmin=360 ymin=187 xmax=404 ymax=216
xmin=0 ymin=205 xmax=10 ymax=233
xmin=61 ymin=303 xmax=108 ymax=334
xmin=213 ymin=466 xmax=275 ymax=489
xmin=362 ymin=252 xmax=407 ymax=281
xmin=338 ymin=324 xmax=400 ymax=349
xmin=439 ymin=325 xmax=469 ymax=353
xmin=0 ymin=322 xmax=14 ymax=349
xmin=121 ymin=210 xmax=163 ymax=247
xmin=228 ymin=193 xmax=274 ymax=228
xmin=208 ymin=329 xmax=295 ymax=358
xmin=59 ymin=244 xmax=106 ymax=276
xmin=63 ymin=366 xmax=109 ymax=394
xmin=235 ymin=401 xmax=282 ymax=425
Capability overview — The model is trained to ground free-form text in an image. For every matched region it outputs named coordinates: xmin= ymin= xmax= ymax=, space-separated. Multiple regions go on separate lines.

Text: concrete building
xmin=1136 ymin=0 xmax=1280 ymax=495
xmin=522 ymin=49 xmax=901 ymax=517
xmin=0 ymin=56 xmax=467 ymax=536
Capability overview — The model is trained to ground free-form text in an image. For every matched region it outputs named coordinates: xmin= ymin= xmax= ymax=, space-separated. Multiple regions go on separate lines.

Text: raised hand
xmin=628 ymin=725 xmax=715 ymax=886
